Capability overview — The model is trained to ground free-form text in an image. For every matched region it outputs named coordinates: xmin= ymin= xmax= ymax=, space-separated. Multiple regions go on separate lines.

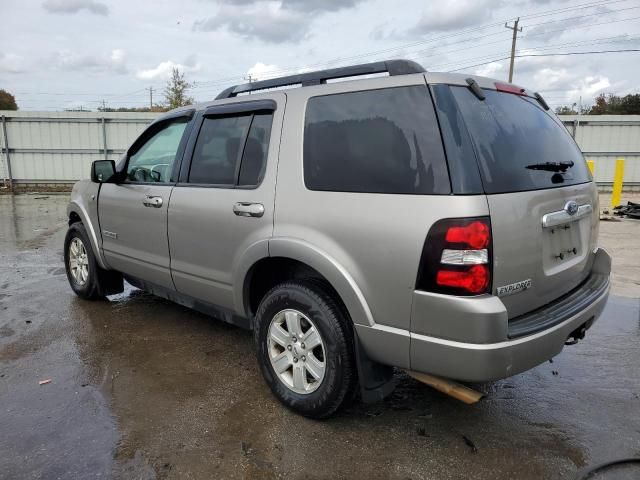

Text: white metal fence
xmin=1 ymin=110 xmax=639 ymax=186
xmin=560 ymin=115 xmax=640 ymax=188
xmin=0 ymin=111 xmax=158 ymax=184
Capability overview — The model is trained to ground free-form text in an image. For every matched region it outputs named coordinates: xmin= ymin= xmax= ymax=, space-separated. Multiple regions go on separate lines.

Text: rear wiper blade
xmin=525 ymin=161 xmax=574 ymax=172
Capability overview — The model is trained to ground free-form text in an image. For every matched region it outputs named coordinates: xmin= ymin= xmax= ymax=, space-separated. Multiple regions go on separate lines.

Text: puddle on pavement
xmin=0 ymin=194 xmax=69 ymax=251
xmin=1 ymin=194 xmax=639 ymax=479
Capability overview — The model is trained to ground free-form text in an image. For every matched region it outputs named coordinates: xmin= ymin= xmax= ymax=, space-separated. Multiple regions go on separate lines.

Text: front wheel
xmin=64 ymin=223 xmax=104 ymax=299
xmin=254 ymin=280 xmax=356 ymax=419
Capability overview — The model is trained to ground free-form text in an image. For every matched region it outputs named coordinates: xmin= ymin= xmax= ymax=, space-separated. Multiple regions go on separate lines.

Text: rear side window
xmin=188 ymin=112 xmax=273 ymax=186
xmin=238 ymin=113 xmax=272 ymax=186
xmin=439 ymin=86 xmax=591 ymax=194
xmin=304 ymin=86 xmax=450 ymax=194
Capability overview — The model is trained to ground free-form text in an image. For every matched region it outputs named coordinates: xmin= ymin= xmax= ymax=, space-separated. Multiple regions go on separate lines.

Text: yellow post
xmin=587 ymin=159 xmax=594 ymax=176
xmin=611 ymin=158 xmax=625 ymax=208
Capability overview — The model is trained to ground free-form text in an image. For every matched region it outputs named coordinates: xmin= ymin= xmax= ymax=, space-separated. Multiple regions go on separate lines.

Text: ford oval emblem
xmin=565 ymin=200 xmax=579 ymax=216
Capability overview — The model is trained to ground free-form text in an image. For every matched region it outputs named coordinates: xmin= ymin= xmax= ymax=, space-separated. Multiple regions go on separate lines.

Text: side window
xmin=238 ymin=113 xmax=272 ymax=186
xmin=303 ymin=86 xmax=450 ymax=194
xmin=127 ymin=118 xmax=189 ymax=183
xmin=188 ymin=112 xmax=273 ymax=187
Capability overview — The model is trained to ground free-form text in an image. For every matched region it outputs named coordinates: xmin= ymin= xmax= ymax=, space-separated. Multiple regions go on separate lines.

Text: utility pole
xmin=146 ymin=86 xmax=154 ymax=109
xmin=505 ymin=17 xmax=522 ymax=83
xmin=101 ymin=99 xmax=106 ymax=111
xmin=244 ymin=74 xmax=254 ymax=84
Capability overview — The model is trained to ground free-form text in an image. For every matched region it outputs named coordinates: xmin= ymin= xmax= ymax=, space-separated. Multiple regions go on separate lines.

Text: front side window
xmin=188 ymin=112 xmax=273 ymax=186
xmin=127 ymin=118 xmax=189 ymax=183
xmin=303 ymin=86 xmax=450 ymax=194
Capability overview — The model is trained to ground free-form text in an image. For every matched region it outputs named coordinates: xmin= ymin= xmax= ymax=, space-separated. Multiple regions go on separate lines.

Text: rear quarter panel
xmin=275 ymin=76 xmax=490 ymax=331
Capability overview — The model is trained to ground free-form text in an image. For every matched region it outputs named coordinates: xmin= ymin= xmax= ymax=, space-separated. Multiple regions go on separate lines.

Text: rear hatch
xmin=432 ymin=83 xmax=598 ymax=318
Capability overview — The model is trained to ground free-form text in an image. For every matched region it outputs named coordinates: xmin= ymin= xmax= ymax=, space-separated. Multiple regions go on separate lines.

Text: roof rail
xmin=215 ymin=59 xmax=426 ymax=100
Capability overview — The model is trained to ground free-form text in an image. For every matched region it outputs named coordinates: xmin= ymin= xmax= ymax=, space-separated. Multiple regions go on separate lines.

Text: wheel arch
xmin=236 ymin=237 xmax=375 ymax=328
xmin=66 ymin=201 xmax=108 ymax=270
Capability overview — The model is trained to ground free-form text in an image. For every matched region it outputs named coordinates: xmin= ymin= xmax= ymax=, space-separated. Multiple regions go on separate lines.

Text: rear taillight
xmin=416 ymin=217 xmax=492 ymax=296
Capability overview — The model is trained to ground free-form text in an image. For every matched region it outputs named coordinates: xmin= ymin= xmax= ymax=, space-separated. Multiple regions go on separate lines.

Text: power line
xmin=518 ymin=0 xmax=630 ymax=20
xmin=519 ymin=48 xmax=640 ymax=57
xmin=410 ymin=14 xmax=640 ymax=72
xmin=190 ymin=0 xmax=635 ymax=89
xmin=12 ymin=0 xmax=638 ymax=107
xmin=524 ymin=4 xmax=640 ymax=28
xmin=448 ymin=48 xmax=640 ymax=72
xmin=429 ymin=34 xmax=639 ymax=70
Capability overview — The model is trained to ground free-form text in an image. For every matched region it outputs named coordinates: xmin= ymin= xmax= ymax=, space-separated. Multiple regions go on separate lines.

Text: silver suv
xmin=65 ymin=60 xmax=611 ymax=418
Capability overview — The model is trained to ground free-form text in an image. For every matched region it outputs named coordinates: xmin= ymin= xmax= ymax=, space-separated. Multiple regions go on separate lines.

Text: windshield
xmin=433 ymin=85 xmax=592 ymax=194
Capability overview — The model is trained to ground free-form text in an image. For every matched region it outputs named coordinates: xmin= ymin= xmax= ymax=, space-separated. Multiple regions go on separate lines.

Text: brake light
xmin=416 ymin=217 xmax=492 ymax=296
xmin=495 ymin=82 xmax=526 ymax=96
xmin=436 ymin=265 xmax=490 ymax=294
xmin=444 ymin=221 xmax=490 ymax=249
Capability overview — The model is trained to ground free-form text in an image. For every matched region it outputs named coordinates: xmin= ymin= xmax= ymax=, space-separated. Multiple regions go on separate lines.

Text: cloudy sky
xmin=1 ymin=0 xmax=639 ymax=111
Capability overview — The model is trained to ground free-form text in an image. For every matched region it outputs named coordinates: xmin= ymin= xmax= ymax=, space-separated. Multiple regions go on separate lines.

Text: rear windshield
xmin=433 ymin=85 xmax=591 ymax=194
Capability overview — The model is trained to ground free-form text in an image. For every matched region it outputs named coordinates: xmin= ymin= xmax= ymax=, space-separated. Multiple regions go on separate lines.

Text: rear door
xmin=433 ymin=85 xmax=597 ymax=318
xmin=167 ymin=96 xmax=283 ymax=310
xmin=99 ymin=113 xmax=192 ymax=290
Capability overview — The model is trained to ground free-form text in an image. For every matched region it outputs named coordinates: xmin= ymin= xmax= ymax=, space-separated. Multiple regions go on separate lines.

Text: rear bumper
xmin=408 ymin=248 xmax=611 ymax=381
xmin=356 ymin=248 xmax=611 ymax=381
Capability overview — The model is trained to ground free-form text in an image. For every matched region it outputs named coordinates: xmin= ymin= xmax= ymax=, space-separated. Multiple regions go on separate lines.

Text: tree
xmin=98 ymin=105 xmax=168 ymax=113
xmin=588 ymin=93 xmax=640 ymax=115
xmin=0 ymin=89 xmax=18 ymax=110
xmin=163 ymin=68 xmax=193 ymax=109
xmin=555 ymin=105 xmax=578 ymax=115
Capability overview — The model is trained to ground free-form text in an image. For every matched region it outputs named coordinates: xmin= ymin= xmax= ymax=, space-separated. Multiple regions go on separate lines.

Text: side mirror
xmin=91 ymin=160 xmax=116 ymax=183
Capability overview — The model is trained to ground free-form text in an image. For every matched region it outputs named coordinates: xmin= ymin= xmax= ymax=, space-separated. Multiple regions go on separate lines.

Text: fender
xmin=266 ymin=237 xmax=375 ymax=327
xmin=67 ymin=180 xmax=109 ymax=270
xmin=231 ymin=238 xmax=271 ymax=317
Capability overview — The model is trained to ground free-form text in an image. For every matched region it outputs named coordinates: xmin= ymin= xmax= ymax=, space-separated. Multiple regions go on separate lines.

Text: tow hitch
xmin=565 ymin=317 xmax=593 ymax=345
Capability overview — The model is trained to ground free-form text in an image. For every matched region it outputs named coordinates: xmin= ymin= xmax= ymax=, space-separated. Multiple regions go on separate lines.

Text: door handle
xmin=233 ymin=202 xmax=264 ymax=218
xmin=143 ymin=195 xmax=163 ymax=208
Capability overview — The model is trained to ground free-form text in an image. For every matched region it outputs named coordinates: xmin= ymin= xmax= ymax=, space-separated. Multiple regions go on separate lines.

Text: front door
xmin=168 ymin=96 xmax=283 ymax=310
xmin=99 ymin=114 xmax=191 ymax=290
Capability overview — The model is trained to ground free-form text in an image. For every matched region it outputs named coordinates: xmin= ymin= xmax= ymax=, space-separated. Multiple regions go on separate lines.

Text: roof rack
xmin=215 ymin=59 xmax=426 ymax=100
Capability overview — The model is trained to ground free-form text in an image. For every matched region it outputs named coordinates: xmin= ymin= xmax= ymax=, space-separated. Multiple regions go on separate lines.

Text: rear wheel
xmin=64 ymin=223 xmax=104 ymax=299
xmin=254 ymin=280 xmax=356 ymax=419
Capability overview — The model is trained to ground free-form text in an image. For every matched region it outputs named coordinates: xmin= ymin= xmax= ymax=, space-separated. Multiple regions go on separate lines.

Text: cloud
xmin=54 ymin=49 xmax=128 ymax=74
xmin=42 ymin=0 xmax=109 ymax=15
xmin=567 ymin=76 xmax=611 ymax=103
xmin=194 ymin=0 xmax=363 ymax=43
xmin=136 ymin=59 xmax=201 ymax=80
xmin=280 ymin=0 xmax=362 ymax=11
xmin=216 ymin=0 xmax=362 ymax=12
xmin=410 ymin=0 xmax=503 ymax=34
xmin=195 ymin=4 xmax=309 ymax=43
xmin=475 ymin=61 xmax=504 ymax=78
xmin=246 ymin=62 xmax=281 ymax=81
xmin=0 ymin=53 xmax=28 ymax=74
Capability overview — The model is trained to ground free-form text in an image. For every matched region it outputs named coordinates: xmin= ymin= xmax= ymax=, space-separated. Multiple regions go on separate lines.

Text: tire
xmin=254 ymin=280 xmax=357 ymax=419
xmin=64 ymin=222 xmax=104 ymax=300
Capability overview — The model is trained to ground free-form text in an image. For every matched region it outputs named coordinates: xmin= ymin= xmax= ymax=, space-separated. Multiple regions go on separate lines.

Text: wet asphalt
xmin=0 ymin=194 xmax=639 ymax=480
